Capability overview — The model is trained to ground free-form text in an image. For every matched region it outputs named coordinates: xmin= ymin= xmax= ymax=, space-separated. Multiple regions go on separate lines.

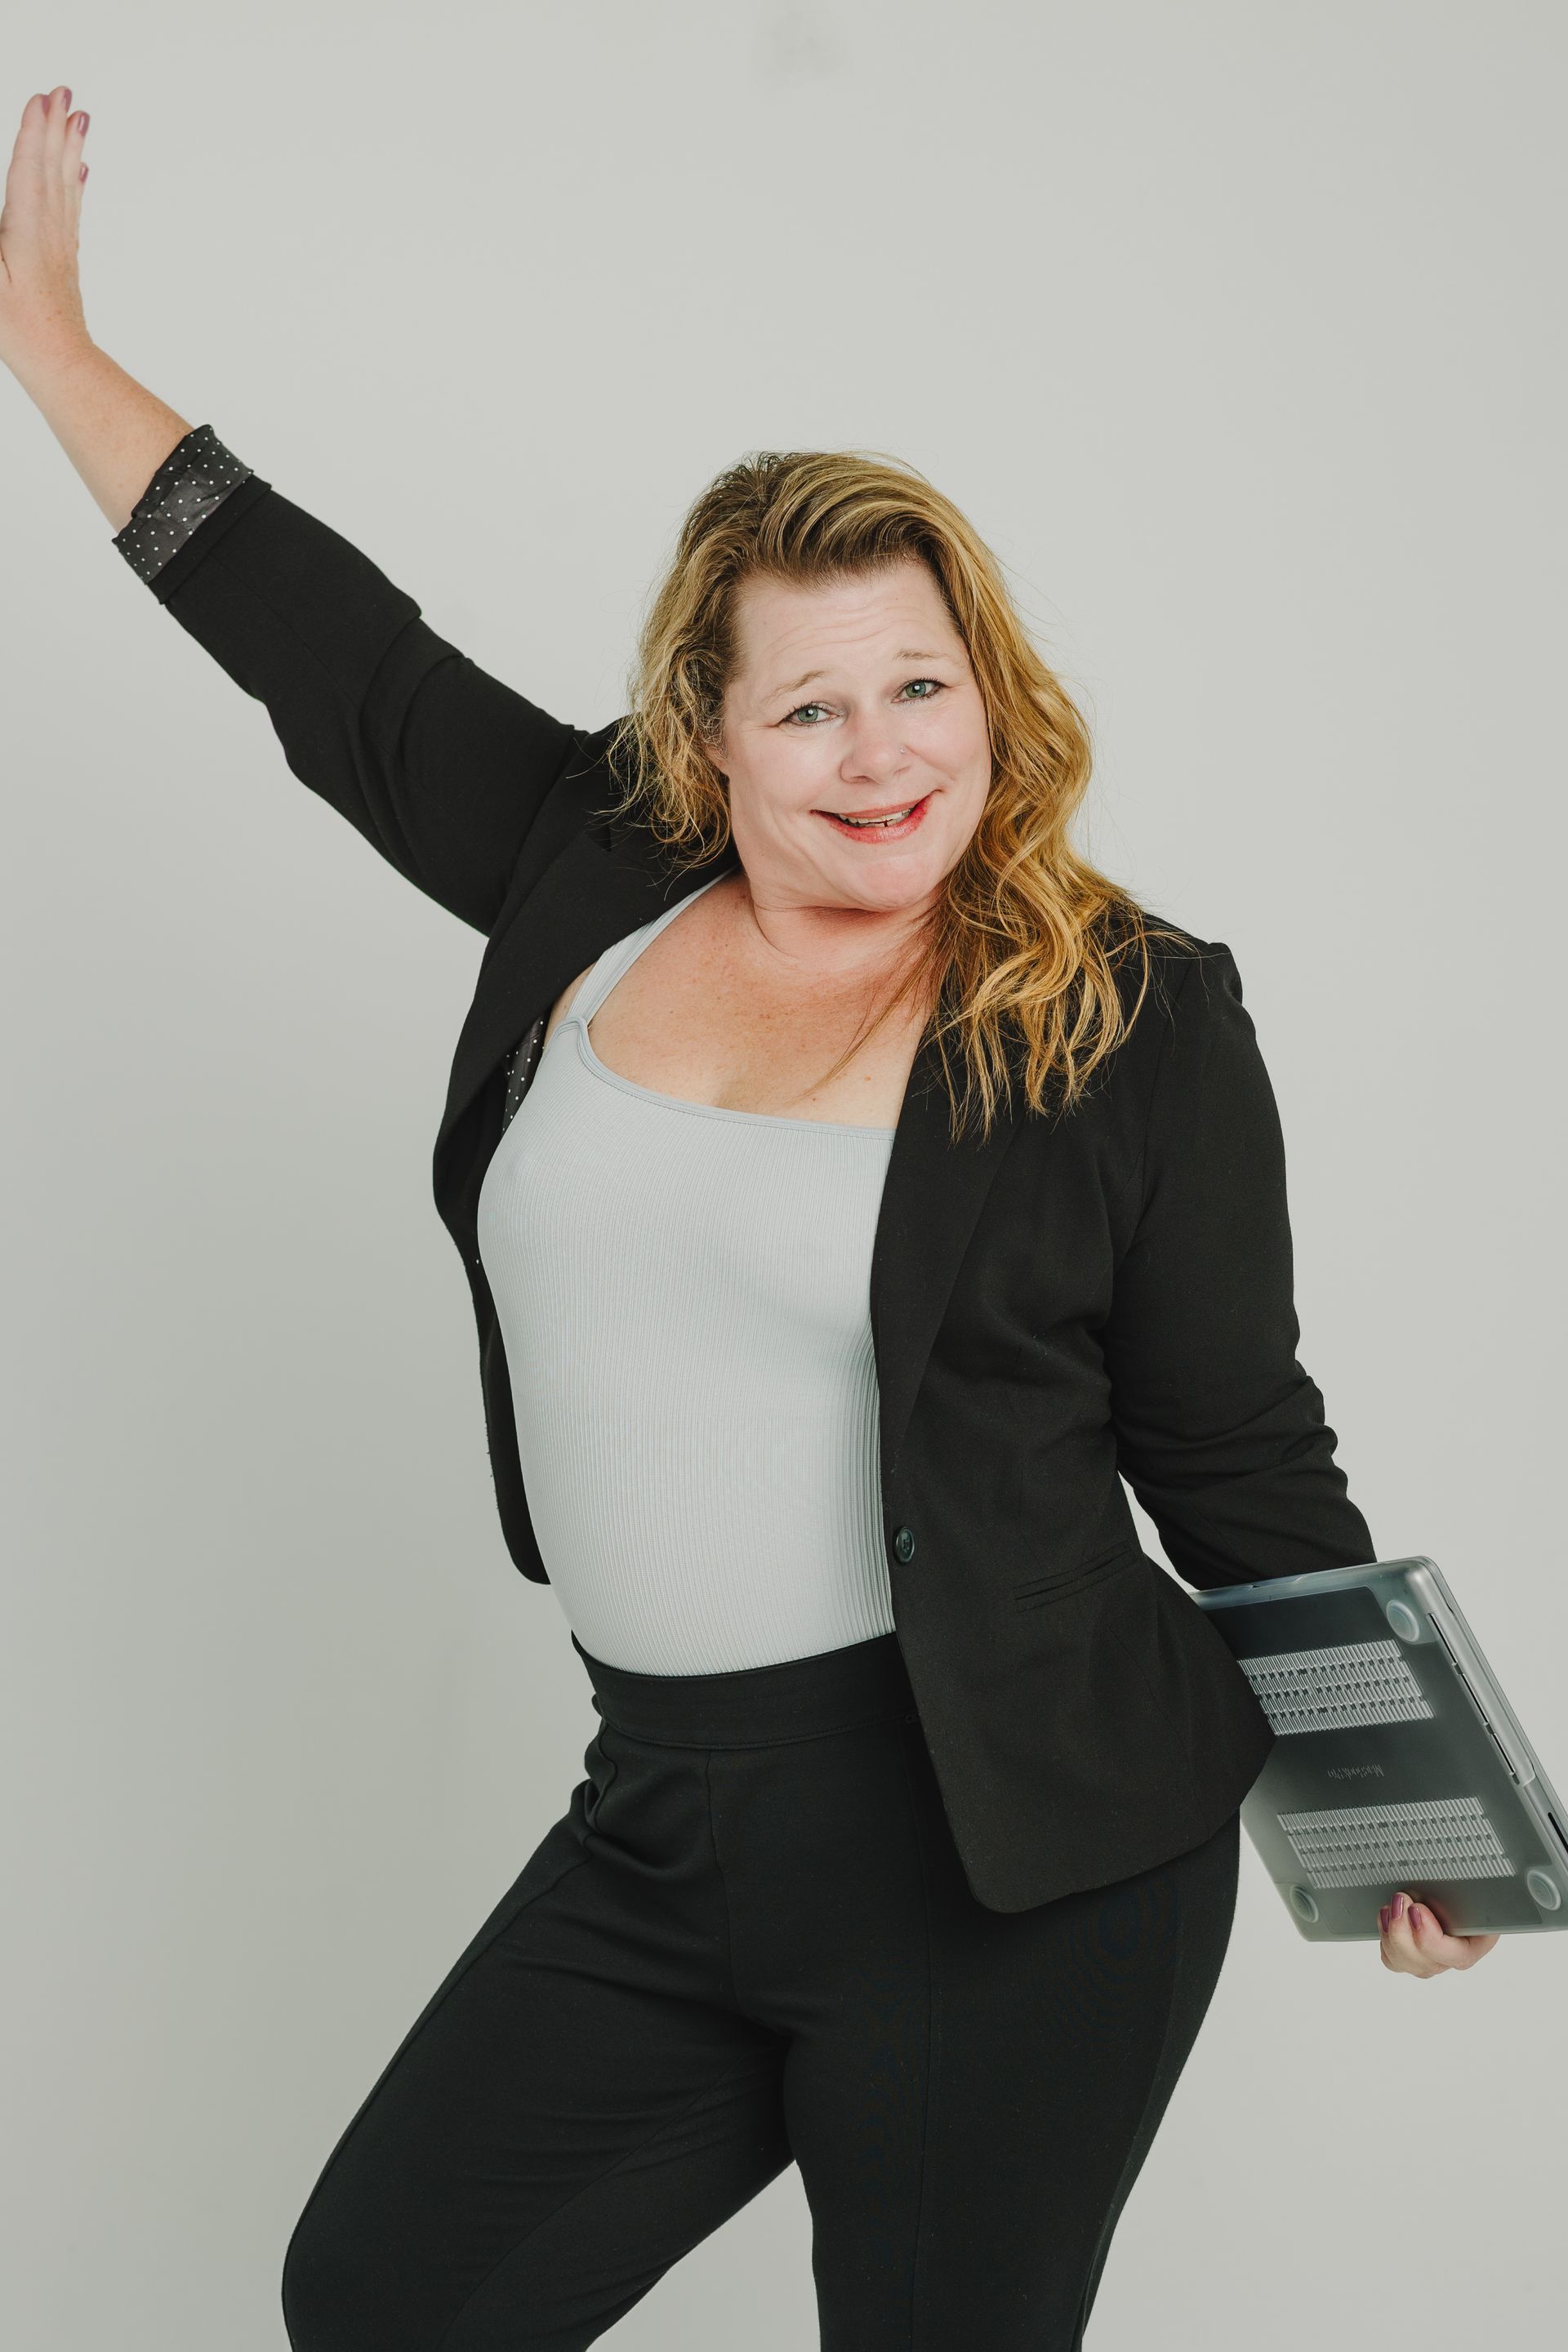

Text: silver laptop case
xmin=1192 ymin=1557 xmax=1568 ymax=1940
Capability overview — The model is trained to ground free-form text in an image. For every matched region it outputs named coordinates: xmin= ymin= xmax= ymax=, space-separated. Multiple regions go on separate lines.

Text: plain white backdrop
xmin=4 ymin=2 xmax=1564 ymax=2345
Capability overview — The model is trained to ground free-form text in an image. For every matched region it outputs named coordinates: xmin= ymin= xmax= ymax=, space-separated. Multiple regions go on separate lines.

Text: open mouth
xmin=813 ymin=793 xmax=932 ymax=842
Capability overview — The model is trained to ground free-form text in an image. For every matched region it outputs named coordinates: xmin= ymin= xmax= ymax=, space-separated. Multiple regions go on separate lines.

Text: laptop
xmin=1192 ymin=1557 xmax=1568 ymax=1941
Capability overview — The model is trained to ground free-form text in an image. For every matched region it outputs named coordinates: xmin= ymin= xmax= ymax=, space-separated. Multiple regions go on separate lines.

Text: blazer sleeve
xmin=113 ymin=425 xmax=587 ymax=935
xmin=1101 ymin=942 xmax=1377 ymax=1588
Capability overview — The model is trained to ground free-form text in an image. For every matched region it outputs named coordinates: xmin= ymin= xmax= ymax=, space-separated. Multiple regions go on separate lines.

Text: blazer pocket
xmin=1011 ymin=1541 xmax=1144 ymax=1612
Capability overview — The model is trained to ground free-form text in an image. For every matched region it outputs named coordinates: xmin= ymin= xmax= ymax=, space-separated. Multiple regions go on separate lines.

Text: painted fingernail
xmin=1379 ymin=1905 xmax=1390 ymax=1932
xmin=1409 ymin=1904 xmax=1424 ymax=1931
xmin=78 ymin=113 xmax=89 ymax=134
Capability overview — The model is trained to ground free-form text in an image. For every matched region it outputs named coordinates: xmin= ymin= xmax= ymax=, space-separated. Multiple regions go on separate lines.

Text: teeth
xmin=837 ymin=804 xmax=915 ymax=828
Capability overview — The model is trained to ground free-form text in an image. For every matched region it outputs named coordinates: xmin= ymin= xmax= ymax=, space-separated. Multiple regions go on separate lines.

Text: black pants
xmin=281 ymin=1630 xmax=1239 ymax=2350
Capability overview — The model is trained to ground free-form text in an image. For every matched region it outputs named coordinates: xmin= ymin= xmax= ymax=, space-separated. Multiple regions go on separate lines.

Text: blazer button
xmin=892 ymin=1526 xmax=915 ymax=1565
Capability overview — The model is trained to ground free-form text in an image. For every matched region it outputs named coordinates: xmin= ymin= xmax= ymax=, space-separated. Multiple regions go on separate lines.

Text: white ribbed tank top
xmin=475 ymin=874 xmax=898 ymax=1674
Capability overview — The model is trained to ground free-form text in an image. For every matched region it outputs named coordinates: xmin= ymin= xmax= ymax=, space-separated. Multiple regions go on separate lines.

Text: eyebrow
xmin=766 ymin=650 xmax=953 ymax=703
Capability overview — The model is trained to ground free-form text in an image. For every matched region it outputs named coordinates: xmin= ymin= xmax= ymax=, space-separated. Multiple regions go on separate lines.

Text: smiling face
xmin=707 ymin=556 xmax=993 ymax=923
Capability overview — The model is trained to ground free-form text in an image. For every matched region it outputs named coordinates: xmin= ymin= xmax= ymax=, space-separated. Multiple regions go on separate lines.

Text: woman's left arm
xmin=1101 ymin=939 xmax=1374 ymax=1589
xmin=1102 ymin=938 xmax=1499 ymax=1976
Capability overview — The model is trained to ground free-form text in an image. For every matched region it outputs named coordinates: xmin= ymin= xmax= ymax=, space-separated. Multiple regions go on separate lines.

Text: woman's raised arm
xmin=2 ymin=85 xmax=589 ymax=936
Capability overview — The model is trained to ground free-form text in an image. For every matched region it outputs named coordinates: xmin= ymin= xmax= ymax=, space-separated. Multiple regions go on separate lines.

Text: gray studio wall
xmin=4 ymin=2 xmax=1563 ymax=2345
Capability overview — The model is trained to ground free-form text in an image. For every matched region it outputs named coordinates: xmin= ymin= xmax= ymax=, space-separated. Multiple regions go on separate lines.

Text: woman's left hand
xmin=1378 ymin=1888 xmax=1500 ymax=1976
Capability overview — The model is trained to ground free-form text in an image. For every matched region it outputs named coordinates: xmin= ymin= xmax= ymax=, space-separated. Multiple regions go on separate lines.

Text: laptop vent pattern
xmin=1280 ymin=1795 xmax=1516 ymax=1889
xmin=1237 ymin=1638 xmax=1433 ymax=1735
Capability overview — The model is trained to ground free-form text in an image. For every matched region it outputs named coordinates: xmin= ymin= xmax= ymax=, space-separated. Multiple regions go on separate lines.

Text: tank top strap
xmin=566 ymin=872 xmax=728 ymax=1029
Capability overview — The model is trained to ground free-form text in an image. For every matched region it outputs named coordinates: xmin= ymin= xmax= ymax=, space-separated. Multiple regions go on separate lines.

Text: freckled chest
xmin=545 ymin=884 xmax=930 ymax=1126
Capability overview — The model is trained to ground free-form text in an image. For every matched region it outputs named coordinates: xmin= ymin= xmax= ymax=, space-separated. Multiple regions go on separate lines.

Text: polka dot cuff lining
xmin=113 ymin=422 xmax=254 ymax=583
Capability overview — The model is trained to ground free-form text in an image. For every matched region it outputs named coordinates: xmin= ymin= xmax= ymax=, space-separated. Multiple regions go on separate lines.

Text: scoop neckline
xmin=564 ymin=869 xmax=899 ymax=1138
xmin=571 ymin=1023 xmax=898 ymax=1138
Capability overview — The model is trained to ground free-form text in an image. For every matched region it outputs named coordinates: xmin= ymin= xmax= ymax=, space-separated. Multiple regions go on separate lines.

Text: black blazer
xmin=124 ymin=455 xmax=1377 ymax=1914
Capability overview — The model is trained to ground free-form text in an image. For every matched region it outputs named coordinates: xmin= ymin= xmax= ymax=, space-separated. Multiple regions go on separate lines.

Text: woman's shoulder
xmin=1086 ymin=904 xmax=1260 ymax=1111
xmin=1098 ymin=899 xmax=1240 ymax=1014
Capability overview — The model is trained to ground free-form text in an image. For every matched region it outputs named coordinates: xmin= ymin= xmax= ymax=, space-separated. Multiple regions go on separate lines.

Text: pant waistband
xmin=570 ymin=1628 xmax=916 ymax=1748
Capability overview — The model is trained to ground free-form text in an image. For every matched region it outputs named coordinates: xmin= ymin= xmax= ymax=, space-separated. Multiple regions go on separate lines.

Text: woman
xmin=5 ymin=85 xmax=1499 ymax=2352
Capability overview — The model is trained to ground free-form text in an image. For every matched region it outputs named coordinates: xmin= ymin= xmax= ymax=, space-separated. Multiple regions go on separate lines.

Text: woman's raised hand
xmin=0 ymin=83 xmax=191 ymax=532
xmin=0 ymin=87 xmax=91 ymax=376
xmin=1378 ymin=1888 xmax=1501 ymax=1978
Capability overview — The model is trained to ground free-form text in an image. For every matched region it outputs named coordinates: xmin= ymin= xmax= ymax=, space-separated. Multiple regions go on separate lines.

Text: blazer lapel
xmin=869 ymin=1030 xmax=1023 ymax=1481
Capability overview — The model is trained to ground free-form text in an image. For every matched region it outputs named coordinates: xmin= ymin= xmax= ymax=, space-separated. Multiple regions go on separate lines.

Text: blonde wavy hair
xmin=599 ymin=448 xmax=1187 ymax=1143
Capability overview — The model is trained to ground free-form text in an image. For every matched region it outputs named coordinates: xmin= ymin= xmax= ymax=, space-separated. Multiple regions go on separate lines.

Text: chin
xmin=835 ymin=860 xmax=946 ymax=908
